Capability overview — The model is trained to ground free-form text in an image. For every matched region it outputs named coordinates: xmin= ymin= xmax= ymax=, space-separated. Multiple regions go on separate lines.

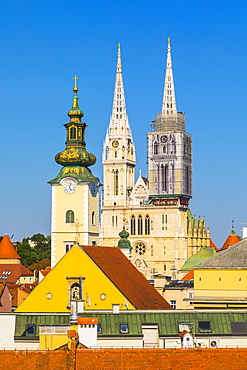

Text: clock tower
xmin=102 ymin=44 xmax=136 ymax=208
xmin=49 ymin=77 xmax=100 ymax=267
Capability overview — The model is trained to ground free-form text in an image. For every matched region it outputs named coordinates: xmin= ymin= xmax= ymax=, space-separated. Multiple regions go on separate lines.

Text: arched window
xmin=105 ymin=147 xmax=109 ymax=160
xmin=130 ymin=215 xmax=136 ymax=235
xmin=154 ymin=143 xmax=158 ymax=155
xmin=138 ymin=215 xmax=143 ymax=235
xmin=165 ymin=165 xmax=168 ymax=192
xmin=114 ymin=170 xmax=119 ymax=196
xmin=145 ymin=215 xmax=150 ymax=235
xmin=92 ymin=211 xmax=95 ymax=225
xmin=66 ymin=210 xmax=74 ymax=223
xmin=69 ymin=127 xmax=77 ymax=140
xmin=163 ymin=146 xmax=166 ymax=153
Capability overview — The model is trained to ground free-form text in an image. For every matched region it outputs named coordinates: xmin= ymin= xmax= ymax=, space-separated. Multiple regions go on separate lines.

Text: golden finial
xmin=72 ymin=75 xmax=79 ymax=92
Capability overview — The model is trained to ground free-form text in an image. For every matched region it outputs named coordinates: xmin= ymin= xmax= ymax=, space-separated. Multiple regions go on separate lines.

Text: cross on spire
xmin=72 ymin=75 xmax=79 ymax=87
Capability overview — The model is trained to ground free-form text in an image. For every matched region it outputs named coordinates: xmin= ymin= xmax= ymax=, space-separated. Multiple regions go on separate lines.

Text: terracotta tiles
xmin=0 ymin=235 xmax=21 ymax=260
xmin=83 ymin=245 xmax=171 ymax=309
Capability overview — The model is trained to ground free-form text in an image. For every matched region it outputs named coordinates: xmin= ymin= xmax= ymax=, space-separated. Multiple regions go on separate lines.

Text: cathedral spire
xmin=109 ymin=43 xmax=130 ymax=132
xmin=162 ymin=38 xmax=177 ymax=115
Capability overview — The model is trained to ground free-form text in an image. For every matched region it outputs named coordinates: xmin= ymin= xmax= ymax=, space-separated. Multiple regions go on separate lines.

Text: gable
xmin=16 ymin=245 xmax=135 ymax=313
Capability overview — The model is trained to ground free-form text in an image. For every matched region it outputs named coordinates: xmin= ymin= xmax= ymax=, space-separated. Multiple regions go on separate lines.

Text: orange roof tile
xmin=210 ymin=239 xmax=219 ymax=251
xmin=40 ymin=266 xmax=51 ymax=277
xmin=83 ymin=246 xmax=172 ymax=310
xmin=221 ymin=230 xmax=240 ymax=250
xmin=0 ymin=264 xmax=33 ymax=284
xmin=181 ymin=269 xmax=194 ymax=280
xmin=0 ymin=235 xmax=21 ymax=260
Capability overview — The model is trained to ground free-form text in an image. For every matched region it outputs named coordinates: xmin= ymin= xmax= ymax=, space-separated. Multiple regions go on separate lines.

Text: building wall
xmin=51 ymin=183 xmax=99 ymax=267
xmin=194 ymin=269 xmax=247 ymax=299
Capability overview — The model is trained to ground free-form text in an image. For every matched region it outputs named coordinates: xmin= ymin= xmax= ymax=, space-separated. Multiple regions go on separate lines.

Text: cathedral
xmin=50 ymin=40 xmax=210 ymax=279
xmin=100 ymin=39 xmax=210 ymax=279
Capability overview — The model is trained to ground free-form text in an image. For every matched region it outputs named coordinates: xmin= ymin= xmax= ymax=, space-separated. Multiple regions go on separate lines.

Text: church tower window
xmin=138 ymin=215 xmax=143 ymax=235
xmin=66 ymin=210 xmax=75 ymax=224
xmin=92 ymin=211 xmax=95 ymax=225
xmin=114 ymin=170 xmax=119 ymax=195
xmin=145 ymin=215 xmax=150 ymax=235
xmin=154 ymin=143 xmax=158 ymax=155
xmin=130 ymin=215 xmax=136 ymax=235
xmin=69 ymin=126 xmax=77 ymax=140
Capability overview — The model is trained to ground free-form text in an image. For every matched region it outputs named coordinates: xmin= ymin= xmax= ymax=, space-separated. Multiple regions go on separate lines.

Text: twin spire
xmin=162 ymin=38 xmax=177 ymax=115
xmin=109 ymin=44 xmax=130 ymax=131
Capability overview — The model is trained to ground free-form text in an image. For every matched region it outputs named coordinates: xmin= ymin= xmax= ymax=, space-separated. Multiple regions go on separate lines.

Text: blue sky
xmin=0 ymin=0 xmax=247 ymax=247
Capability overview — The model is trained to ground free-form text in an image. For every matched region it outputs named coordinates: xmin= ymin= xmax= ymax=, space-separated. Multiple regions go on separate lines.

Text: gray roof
xmin=195 ymin=238 xmax=247 ymax=269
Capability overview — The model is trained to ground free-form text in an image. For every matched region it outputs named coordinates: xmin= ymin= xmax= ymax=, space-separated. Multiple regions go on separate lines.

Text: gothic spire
xmin=162 ymin=38 xmax=177 ymax=115
xmin=109 ymin=44 xmax=130 ymax=132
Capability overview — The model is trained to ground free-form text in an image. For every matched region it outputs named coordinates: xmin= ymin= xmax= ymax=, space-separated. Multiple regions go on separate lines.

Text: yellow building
xmin=15 ymin=244 xmax=171 ymax=313
xmin=192 ymin=238 xmax=247 ymax=309
xmin=49 ymin=78 xmax=100 ymax=267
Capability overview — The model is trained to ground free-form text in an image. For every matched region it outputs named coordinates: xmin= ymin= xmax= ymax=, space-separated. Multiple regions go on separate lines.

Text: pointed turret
xmin=102 ymin=44 xmax=136 ymax=207
xmin=0 ymin=235 xmax=21 ymax=263
xmin=108 ymin=44 xmax=131 ymax=133
xmin=162 ymin=38 xmax=177 ymax=115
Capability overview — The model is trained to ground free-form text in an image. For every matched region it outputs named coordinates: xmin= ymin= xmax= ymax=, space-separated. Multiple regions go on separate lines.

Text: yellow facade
xmin=194 ymin=269 xmax=247 ymax=299
xmin=16 ymin=245 xmax=134 ymax=313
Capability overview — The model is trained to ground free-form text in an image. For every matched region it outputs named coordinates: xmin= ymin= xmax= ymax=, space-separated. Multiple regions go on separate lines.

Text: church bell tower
xmin=147 ymin=38 xmax=192 ymax=204
xmin=49 ymin=77 xmax=100 ymax=267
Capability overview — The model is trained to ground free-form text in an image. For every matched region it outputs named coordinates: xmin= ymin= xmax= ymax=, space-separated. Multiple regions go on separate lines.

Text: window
xmin=134 ymin=242 xmax=146 ymax=255
xmin=131 ymin=215 xmax=136 ymax=235
xmin=66 ymin=210 xmax=74 ymax=223
xmin=114 ymin=170 xmax=119 ymax=195
xmin=145 ymin=215 xmax=150 ymax=235
xmin=22 ymin=324 xmax=37 ymax=337
xmin=164 ymin=264 xmax=166 ymax=272
xmin=170 ymin=300 xmax=176 ymax=309
xmin=65 ymin=243 xmax=74 ymax=253
xmin=150 ymin=245 xmax=154 ymax=257
xmin=231 ymin=322 xmax=247 ymax=335
xmin=69 ymin=126 xmax=77 ymax=140
xmin=105 ymin=147 xmax=109 ymax=160
xmin=92 ymin=211 xmax=95 ymax=225
xmin=178 ymin=322 xmax=191 ymax=332
xmin=120 ymin=324 xmax=129 ymax=334
xmin=97 ymin=324 xmax=102 ymax=334
xmin=138 ymin=215 xmax=143 ymax=235
xmin=154 ymin=143 xmax=158 ymax=155
xmin=198 ymin=321 xmax=212 ymax=333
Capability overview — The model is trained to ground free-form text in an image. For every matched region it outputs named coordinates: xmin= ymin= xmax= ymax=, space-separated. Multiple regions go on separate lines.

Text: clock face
xmin=63 ymin=180 xmax=76 ymax=194
xmin=112 ymin=140 xmax=119 ymax=148
xmin=161 ymin=135 xmax=168 ymax=143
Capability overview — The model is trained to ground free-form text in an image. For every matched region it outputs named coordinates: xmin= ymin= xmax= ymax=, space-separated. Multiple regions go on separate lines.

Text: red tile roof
xmin=210 ymin=239 xmax=219 ymax=251
xmin=0 ymin=264 xmax=33 ymax=284
xmin=0 ymin=235 xmax=21 ymax=260
xmin=181 ymin=269 xmax=194 ymax=280
xmin=40 ymin=266 xmax=51 ymax=277
xmin=83 ymin=246 xmax=172 ymax=310
xmin=221 ymin=230 xmax=240 ymax=250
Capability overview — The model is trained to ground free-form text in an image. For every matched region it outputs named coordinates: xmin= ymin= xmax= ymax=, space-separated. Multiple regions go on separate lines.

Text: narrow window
xmin=105 ymin=147 xmax=109 ymax=160
xmin=170 ymin=300 xmax=176 ymax=309
xmin=66 ymin=210 xmax=74 ymax=223
xmin=115 ymin=151 xmax=117 ymax=158
xmin=154 ymin=143 xmax=158 ymax=155
xmin=130 ymin=215 xmax=136 ymax=235
xmin=114 ymin=170 xmax=119 ymax=196
xmin=165 ymin=165 xmax=168 ymax=192
xmin=92 ymin=211 xmax=95 ymax=225
xmin=138 ymin=215 xmax=143 ymax=235
xmin=112 ymin=216 xmax=114 ymax=227
xmin=145 ymin=215 xmax=150 ymax=235
xmin=186 ymin=167 xmax=189 ymax=194
xmin=150 ymin=245 xmax=154 ymax=256
xmin=115 ymin=216 xmax=118 ymax=227
xmin=69 ymin=126 xmax=77 ymax=140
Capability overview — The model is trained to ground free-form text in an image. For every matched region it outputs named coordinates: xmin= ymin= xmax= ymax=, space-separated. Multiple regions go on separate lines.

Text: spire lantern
xmin=49 ymin=77 xmax=97 ymax=184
